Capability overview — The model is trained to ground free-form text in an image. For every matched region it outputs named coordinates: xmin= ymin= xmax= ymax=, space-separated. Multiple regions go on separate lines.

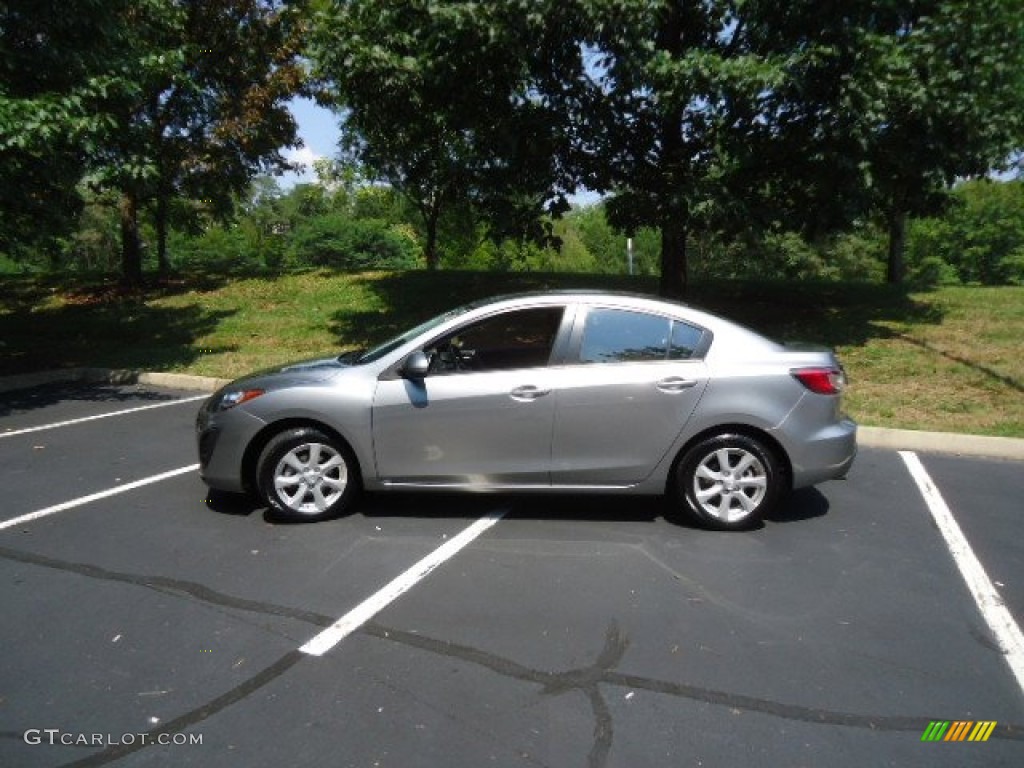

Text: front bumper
xmin=196 ymin=404 xmax=267 ymax=493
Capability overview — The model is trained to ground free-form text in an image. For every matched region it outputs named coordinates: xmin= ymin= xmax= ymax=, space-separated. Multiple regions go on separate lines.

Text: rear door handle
xmin=510 ymin=385 xmax=551 ymax=401
xmin=656 ymin=377 xmax=698 ymax=393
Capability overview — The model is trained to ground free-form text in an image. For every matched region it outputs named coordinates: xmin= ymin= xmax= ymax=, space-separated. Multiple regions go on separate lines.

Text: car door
xmin=549 ymin=306 xmax=710 ymax=486
xmin=371 ymin=305 xmax=567 ymax=487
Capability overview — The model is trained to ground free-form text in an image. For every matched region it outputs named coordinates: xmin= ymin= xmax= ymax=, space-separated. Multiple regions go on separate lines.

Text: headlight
xmin=214 ymin=388 xmax=265 ymax=411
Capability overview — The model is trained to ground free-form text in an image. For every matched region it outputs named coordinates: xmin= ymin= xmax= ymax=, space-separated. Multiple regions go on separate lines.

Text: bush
xmin=759 ymin=232 xmax=832 ymax=280
xmin=287 ymin=215 xmax=419 ymax=270
xmin=169 ymin=226 xmax=261 ymax=272
xmin=1003 ymin=247 xmax=1024 ymax=285
xmin=917 ymin=180 xmax=1024 ymax=285
xmin=906 ymin=217 xmax=960 ymax=287
xmin=826 ymin=229 xmax=886 ymax=282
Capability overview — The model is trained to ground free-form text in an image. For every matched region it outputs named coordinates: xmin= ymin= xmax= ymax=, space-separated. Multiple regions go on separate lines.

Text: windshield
xmin=354 ymin=303 xmax=477 ymax=365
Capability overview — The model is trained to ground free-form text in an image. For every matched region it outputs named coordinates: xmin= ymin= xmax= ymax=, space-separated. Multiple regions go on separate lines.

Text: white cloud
xmin=280 ymin=146 xmax=323 ymax=186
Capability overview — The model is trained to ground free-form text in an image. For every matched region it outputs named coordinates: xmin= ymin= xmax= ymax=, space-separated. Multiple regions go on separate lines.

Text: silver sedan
xmin=196 ymin=291 xmax=856 ymax=530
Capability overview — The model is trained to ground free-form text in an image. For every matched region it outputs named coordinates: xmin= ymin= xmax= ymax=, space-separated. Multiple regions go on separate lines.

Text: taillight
xmin=792 ymin=367 xmax=846 ymax=395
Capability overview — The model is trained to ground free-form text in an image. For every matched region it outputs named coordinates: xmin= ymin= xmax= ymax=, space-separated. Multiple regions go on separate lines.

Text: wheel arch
xmin=241 ymin=418 xmax=364 ymax=495
xmin=667 ymin=423 xmax=793 ymax=496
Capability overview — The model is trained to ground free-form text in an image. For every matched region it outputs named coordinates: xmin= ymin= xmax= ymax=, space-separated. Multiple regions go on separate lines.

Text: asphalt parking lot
xmin=1 ymin=382 xmax=1022 ymax=767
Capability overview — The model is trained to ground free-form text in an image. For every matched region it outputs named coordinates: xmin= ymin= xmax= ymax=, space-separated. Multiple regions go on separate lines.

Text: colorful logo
xmin=921 ymin=721 xmax=997 ymax=742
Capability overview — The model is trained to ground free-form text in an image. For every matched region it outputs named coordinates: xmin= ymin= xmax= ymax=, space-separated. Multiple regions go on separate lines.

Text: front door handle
xmin=656 ymin=377 xmax=698 ymax=393
xmin=510 ymin=385 xmax=551 ymax=402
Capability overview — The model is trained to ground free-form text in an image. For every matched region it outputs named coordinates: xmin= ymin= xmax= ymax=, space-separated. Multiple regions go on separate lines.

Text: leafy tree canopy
xmin=1 ymin=0 xmax=309 ymax=282
xmin=0 ymin=0 xmax=134 ymax=251
xmin=311 ymin=0 xmax=590 ymax=269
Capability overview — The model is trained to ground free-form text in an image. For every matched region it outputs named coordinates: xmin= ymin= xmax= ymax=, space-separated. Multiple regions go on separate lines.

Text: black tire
xmin=676 ymin=433 xmax=783 ymax=530
xmin=257 ymin=427 xmax=359 ymax=522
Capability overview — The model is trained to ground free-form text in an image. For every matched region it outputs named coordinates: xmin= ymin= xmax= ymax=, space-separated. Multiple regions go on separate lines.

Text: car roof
xmin=471 ymin=289 xmax=688 ymax=311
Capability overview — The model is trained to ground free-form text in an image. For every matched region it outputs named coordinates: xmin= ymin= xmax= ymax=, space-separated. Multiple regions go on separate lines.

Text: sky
xmin=279 ymin=97 xmax=341 ymax=187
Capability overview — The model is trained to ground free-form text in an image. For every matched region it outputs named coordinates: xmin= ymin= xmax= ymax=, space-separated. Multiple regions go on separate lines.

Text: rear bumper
xmin=786 ymin=418 xmax=858 ymax=488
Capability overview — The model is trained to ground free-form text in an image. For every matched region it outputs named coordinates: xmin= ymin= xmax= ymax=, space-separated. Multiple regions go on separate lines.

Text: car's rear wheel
xmin=676 ymin=433 xmax=783 ymax=530
xmin=257 ymin=427 xmax=358 ymax=522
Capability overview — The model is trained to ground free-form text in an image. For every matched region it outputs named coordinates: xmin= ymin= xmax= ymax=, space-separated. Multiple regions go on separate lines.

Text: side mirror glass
xmin=402 ymin=350 xmax=430 ymax=379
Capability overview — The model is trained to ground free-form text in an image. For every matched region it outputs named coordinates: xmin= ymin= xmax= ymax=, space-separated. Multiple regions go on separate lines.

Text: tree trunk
xmin=423 ymin=206 xmax=441 ymax=270
xmin=155 ymin=192 xmax=170 ymax=276
xmin=655 ymin=2 xmax=687 ymax=300
xmin=886 ymin=210 xmax=907 ymax=284
xmin=120 ymin=193 xmax=143 ymax=286
xmin=659 ymin=220 xmax=688 ymax=299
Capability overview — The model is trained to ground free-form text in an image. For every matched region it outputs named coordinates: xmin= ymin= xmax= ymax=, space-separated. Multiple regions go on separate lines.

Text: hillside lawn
xmin=2 ymin=270 xmax=1022 ymax=437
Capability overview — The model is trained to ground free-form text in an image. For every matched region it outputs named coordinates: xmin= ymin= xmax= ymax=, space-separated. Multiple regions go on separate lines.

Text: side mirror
xmin=401 ymin=350 xmax=430 ymax=379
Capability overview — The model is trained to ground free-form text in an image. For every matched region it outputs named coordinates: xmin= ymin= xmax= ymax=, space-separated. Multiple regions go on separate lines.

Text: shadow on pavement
xmin=0 ymin=381 xmax=187 ymax=419
xmin=203 ymin=486 xmax=830 ymax=530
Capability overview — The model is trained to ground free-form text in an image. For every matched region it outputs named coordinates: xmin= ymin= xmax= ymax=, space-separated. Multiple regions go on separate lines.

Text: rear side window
xmin=669 ymin=320 xmax=704 ymax=359
xmin=579 ymin=308 xmax=703 ymax=363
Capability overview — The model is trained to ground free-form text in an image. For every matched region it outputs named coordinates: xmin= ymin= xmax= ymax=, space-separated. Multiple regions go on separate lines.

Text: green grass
xmin=2 ymin=270 xmax=1022 ymax=437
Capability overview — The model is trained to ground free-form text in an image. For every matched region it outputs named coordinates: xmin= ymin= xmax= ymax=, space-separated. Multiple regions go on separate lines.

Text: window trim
xmin=380 ymin=303 xmax=573 ymax=380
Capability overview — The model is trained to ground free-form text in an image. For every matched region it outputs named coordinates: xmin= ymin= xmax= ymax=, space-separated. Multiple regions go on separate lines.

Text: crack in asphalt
xmin=359 ymin=621 xmax=627 ymax=767
xmin=1 ymin=544 xmax=1021 ymax=768
xmin=362 ymin=622 xmax=1024 ymax=747
xmin=0 ymin=544 xmax=335 ymax=628
xmin=59 ymin=652 xmax=306 ymax=768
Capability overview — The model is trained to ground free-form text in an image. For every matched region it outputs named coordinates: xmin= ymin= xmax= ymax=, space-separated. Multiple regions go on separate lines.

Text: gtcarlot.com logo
xmin=24 ymin=729 xmax=202 ymax=747
xmin=921 ymin=721 xmax=997 ymax=743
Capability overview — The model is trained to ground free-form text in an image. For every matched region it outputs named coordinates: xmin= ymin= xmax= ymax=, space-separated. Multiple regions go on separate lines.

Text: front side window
xmin=357 ymin=304 xmax=474 ymax=364
xmin=579 ymin=308 xmax=703 ymax=364
xmin=425 ymin=307 xmax=564 ymax=374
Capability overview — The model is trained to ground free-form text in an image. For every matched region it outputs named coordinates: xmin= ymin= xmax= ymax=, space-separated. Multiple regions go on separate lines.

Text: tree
xmin=312 ymin=1 xmax=848 ymax=291
xmin=86 ymin=0 xmax=308 ymax=284
xmin=573 ymin=1 xmax=1024 ymax=292
xmin=311 ymin=0 xmax=586 ymax=269
xmin=312 ymin=1 xmax=1024 ymax=291
xmin=761 ymin=1 xmax=1024 ymax=284
xmin=1 ymin=1 xmax=308 ymax=282
xmin=573 ymin=1 xmax=826 ymax=296
xmin=844 ymin=1 xmax=1024 ymax=283
xmin=571 ymin=3 xmax=891 ymax=286
xmin=0 ymin=0 xmax=133 ymax=255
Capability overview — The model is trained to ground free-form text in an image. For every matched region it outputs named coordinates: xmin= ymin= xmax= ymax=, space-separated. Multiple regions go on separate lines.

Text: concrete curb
xmin=2 ymin=368 xmax=1022 ymax=461
xmin=856 ymin=426 xmax=1024 ymax=462
xmin=0 ymin=368 xmax=230 ymax=395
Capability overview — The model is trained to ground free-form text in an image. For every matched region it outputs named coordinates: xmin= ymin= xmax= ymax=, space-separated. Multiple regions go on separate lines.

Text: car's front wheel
xmin=257 ymin=427 xmax=358 ymax=522
xmin=676 ymin=433 xmax=783 ymax=530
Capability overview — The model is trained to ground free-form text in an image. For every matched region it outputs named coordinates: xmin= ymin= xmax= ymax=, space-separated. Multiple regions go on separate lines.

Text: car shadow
xmin=204 ymin=486 xmax=829 ymax=530
xmin=764 ymin=486 xmax=830 ymax=524
xmin=204 ymin=489 xmax=667 ymax=525
xmin=203 ymin=489 xmax=262 ymax=517
xmin=364 ymin=491 xmax=669 ymax=524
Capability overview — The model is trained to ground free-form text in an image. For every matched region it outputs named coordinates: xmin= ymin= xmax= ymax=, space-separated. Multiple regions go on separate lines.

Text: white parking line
xmin=0 ymin=395 xmax=207 ymax=439
xmin=0 ymin=464 xmax=199 ymax=532
xmin=300 ymin=509 xmax=508 ymax=656
xmin=900 ymin=451 xmax=1024 ymax=696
